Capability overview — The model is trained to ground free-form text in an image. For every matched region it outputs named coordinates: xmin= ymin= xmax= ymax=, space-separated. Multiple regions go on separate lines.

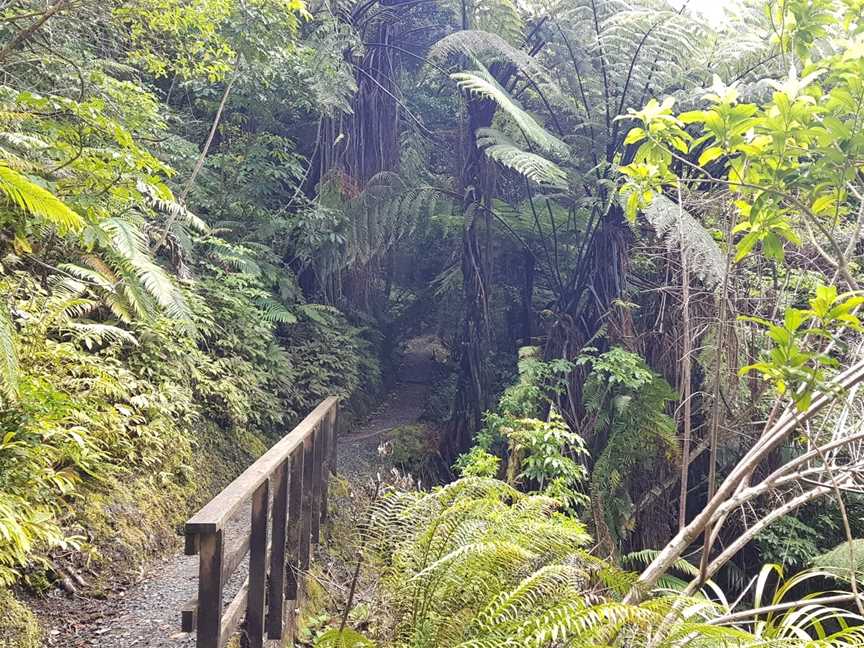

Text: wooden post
xmin=245 ymin=479 xmax=270 ymax=648
xmin=299 ymin=434 xmax=315 ymax=571
xmin=320 ymin=413 xmax=331 ymax=527
xmin=286 ymin=445 xmax=304 ymax=600
xmin=331 ymin=406 xmax=339 ymax=476
xmin=267 ymin=460 xmax=289 ymax=639
xmin=311 ymin=424 xmax=324 ymax=545
xmin=284 ymin=445 xmax=305 ymax=642
xmin=197 ymin=530 xmax=225 ymax=648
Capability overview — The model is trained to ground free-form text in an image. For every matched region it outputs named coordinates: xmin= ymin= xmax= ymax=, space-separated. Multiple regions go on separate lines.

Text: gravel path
xmin=34 ymin=337 xmax=438 ymax=647
xmin=35 ymin=506 xmax=252 ymax=648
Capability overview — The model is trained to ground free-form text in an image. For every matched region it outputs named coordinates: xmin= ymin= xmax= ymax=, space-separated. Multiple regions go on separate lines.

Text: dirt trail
xmin=337 ymin=336 xmax=438 ymax=479
xmin=34 ymin=337 xmax=438 ymax=647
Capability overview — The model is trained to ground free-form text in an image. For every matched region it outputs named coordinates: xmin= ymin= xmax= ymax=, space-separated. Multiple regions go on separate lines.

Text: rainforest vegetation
xmin=2 ymin=0 xmax=864 ymax=644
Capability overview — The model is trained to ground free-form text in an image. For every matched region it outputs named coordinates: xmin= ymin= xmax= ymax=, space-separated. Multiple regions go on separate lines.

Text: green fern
xmin=451 ymin=64 xmax=568 ymax=159
xmin=255 ymin=297 xmax=298 ymax=324
xmin=0 ymin=301 xmax=17 ymax=401
xmin=0 ymin=164 xmax=84 ymax=233
xmin=353 ymin=477 xmax=858 ymax=647
xmin=476 ymin=129 xmax=568 ymax=188
xmin=579 ymin=347 xmax=678 ymax=546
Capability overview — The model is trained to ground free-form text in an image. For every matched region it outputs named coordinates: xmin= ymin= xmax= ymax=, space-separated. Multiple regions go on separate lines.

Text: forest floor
xmin=31 ymin=336 xmax=439 ymax=647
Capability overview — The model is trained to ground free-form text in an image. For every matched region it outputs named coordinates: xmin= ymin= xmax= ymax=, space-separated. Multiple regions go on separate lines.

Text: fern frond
xmin=136 ymin=180 xmax=208 ymax=233
xmin=451 ymin=65 xmax=568 ymax=158
xmin=643 ymin=194 xmax=725 ymax=287
xmin=204 ymin=239 xmax=262 ymax=275
xmin=255 ymin=298 xmax=298 ymax=324
xmin=0 ymin=302 xmax=18 ymax=401
xmin=98 ymin=217 xmax=193 ymax=327
xmin=0 ymin=165 xmax=84 ymax=233
xmin=430 ymin=30 xmax=545 ymax=82
xmin=476 ymin=128 xmax=568 ymax=187
xmin=66 ymin=323 xmax=138 ymax=348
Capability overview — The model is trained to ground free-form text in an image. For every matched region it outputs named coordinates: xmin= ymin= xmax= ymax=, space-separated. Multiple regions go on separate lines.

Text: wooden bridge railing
xmin=181 ymin=397 xmax=339 ymax=647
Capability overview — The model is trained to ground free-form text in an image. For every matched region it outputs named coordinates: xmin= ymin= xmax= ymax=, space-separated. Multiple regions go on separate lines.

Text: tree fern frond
xmin=136 ymin=180 xmax=209 ymax=233
xmin=624 ymin=548 xmax=700 ymax=577
xmin=451 ymin=65 xmax=569 ymax=158
xmin=430 ymin=30 xmax=545 ymax=82
xmin=0 ymin=165 xmax=84 ymax=233
xmin=126 ymin=257 xmax=191 ymax=323
xmin=643 ymin=194 xmax=725 ymax=287
xmin=101 ymin=216 xmax=148 ymax=260
xmin=66 ymin=323 xmax=138 ymax=349
xmin=58 ymin=263 xmax=116 ymax=291
xmin=204 ymin=239 xmax=262 ymax=275
xmin=476 ymin=128 xmax=568 ymax=187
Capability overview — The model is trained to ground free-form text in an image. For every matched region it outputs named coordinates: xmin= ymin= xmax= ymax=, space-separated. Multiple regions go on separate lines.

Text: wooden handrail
xmin=182 ymin=397 xmax=339 ymax=648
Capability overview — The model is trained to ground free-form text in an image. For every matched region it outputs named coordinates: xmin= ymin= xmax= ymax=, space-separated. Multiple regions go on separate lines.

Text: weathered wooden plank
xmin=320 ymin=412 xmax=331 ymax=526
xmin=266 ymin=459 xmax=289 ymax=639
xmin=311 ymin=424 xmax=324 ymax=545
xmin=186 ymin=397 xmax=338 ymax=533
xmin=219 ymin=579 xmax=249 ymax=647
xmin=299 ymin=434 xmax=314 ymax=571
xmin=321 ymin=408 xmax=336 ymax=524
xmin=285 ymin=446 xmax=304 ymax=600
xmin=246 ymin=479 xmax=269 ymax=648
xmin=197 ymin=530 xmax=225 ymax=648
xmin=331 ymin=406 xmax=339 ymax=476
xmin=185 ymin=532 xmax=200 ymax=556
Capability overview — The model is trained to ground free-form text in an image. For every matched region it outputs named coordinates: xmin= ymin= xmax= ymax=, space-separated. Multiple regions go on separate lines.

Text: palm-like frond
xmin=136 ymin=180 xmax=209 ymax=233
xmin=255 ymin=297 xmax=298 ymax=324
xmin=643 ymin=194 xmax=726 ymax=287
xmin=430 ymin=29 xmax=544 ymax=81
xmin=0 ymin=164 xmax=84 ymax=233
xmin=451 ymin=64 xmax=569 ymax=159
xmin=476 ymin=128 xmax=567 ymax=187
xmin=65 ymin=323 xmax=139 ymax=349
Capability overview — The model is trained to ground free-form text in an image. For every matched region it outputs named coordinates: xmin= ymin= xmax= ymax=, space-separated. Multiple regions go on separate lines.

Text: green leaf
xmin=624 ymin=127 xmax=646 ymax=145
xmin=697 ymin=146 xmax=724 ymax=166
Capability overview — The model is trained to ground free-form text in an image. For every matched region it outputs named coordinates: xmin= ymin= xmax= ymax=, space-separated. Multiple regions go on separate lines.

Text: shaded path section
xmin=337 ymin=335 xmax=438 ymax=481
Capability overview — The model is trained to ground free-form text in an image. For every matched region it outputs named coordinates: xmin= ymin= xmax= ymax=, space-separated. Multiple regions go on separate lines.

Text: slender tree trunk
xmin=179 ymin=59 xmax=241 ymax=205
xmin=677 ymin=190 xmax=692 ymax=530
xmin=521 ymin=250 xmax=535 ymax=345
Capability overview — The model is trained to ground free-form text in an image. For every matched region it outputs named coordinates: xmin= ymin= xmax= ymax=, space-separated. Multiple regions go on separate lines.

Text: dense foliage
xmin=3 ymin=0 xmax=864 ymax=644
xmin=0 ymin=0 xmax=380 ymax=603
